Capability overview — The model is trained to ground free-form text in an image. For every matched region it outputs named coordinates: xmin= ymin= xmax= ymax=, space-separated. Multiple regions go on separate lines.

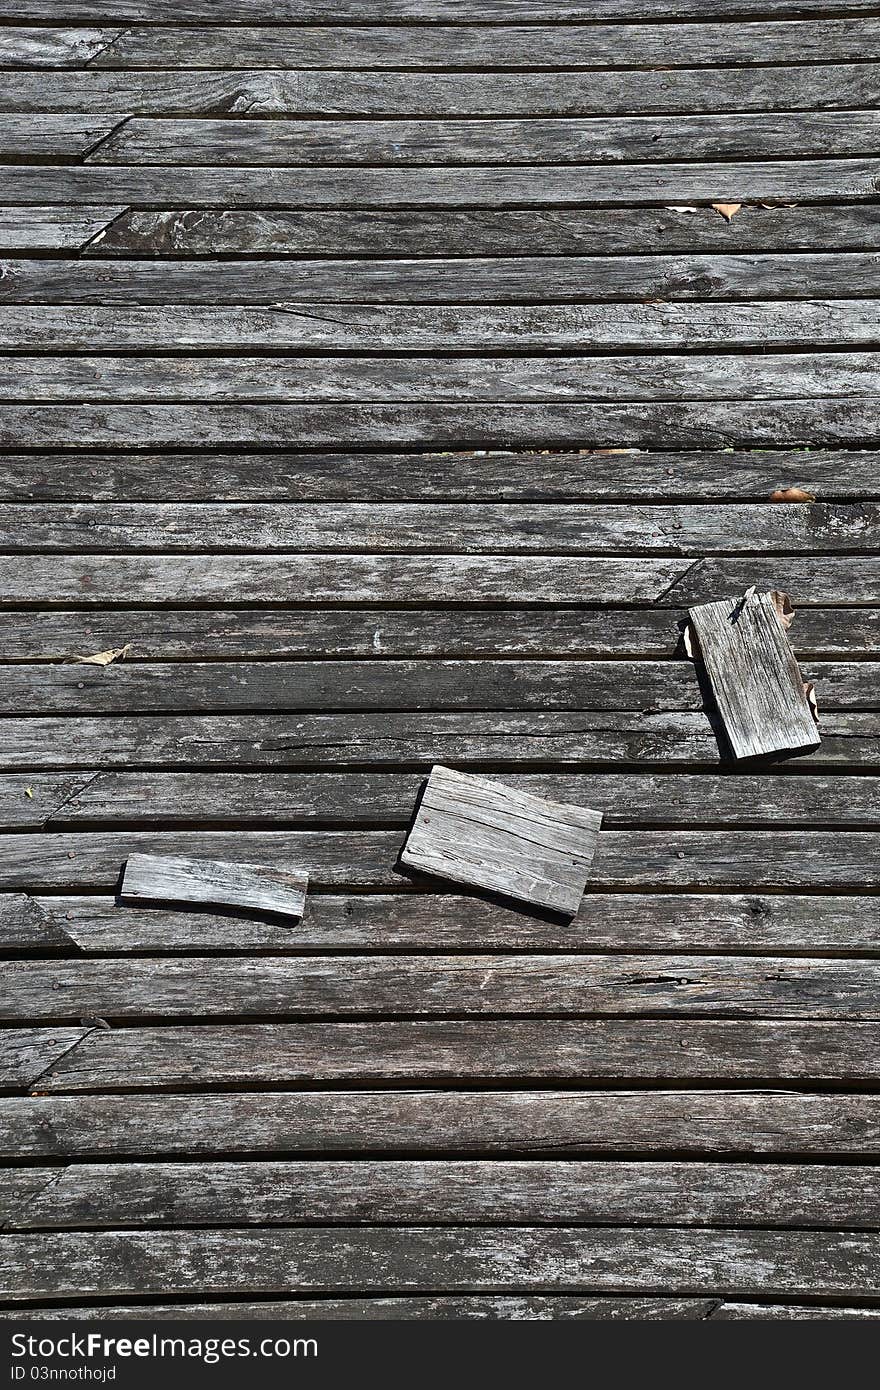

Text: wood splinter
xmin=400 ymin=765 xmax=602 ymax=916
xmin=121 ymin=853 xmax=308 ymax=921
xmin=687 ymin=588 xmax=820 ymax=761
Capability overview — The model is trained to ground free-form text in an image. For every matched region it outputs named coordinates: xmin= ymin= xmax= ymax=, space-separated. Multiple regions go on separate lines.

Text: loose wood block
xmin=400 ymin=765 xmax=601 ymax=914
xmin=687 ymin=590 xmax=820 ymax=760
xmin=121 ymin=852 xmax=308 ymax=920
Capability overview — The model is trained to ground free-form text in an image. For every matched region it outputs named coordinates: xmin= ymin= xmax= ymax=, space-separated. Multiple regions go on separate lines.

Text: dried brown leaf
xmin=804 ymin=681 xmax=820 ymax=725
xmin=770 ymin=589 xmax=795 ymax=631
xmin=73 ymin=643 xmax=131 ymax=667
xmin=711 ymin=202 xmax=742 ymax=222
xmin=769 ymin=486 xmax=816 ymax=503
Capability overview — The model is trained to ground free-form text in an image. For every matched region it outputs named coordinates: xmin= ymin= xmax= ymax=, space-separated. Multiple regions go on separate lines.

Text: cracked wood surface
xmin=4 ymin=2 xmax=880 ymax=1320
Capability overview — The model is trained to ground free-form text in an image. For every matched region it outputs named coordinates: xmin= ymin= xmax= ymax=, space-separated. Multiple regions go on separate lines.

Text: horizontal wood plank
xmin=16 ymin=2 xmax=880 ymax=20
xmin=2 ymin=711 xmax=876 ymax=769
xmin=0 ymin=206 xmax=122 ymax=252
xmin=3 ymin=65 xmax=878 ymax=117
xmin=26 ymin=1019 xmax=880 ymax=1090
xmin=6 ymin=1160 xmax=878 ymax=1230
xmin=5 ymin=953 xmax=880 ymax=1023
xmin=11 ymin=891 xmax=880 ymax=956
xmin=5 ymin=1089 xmax=878 ymax=1159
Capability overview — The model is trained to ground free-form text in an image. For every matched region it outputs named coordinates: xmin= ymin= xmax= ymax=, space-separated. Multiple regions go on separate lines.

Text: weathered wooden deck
xmin=0 ymin=0 xmax=879 ymax=1320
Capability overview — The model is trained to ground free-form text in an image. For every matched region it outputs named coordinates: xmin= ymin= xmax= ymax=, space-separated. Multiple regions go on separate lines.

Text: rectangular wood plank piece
xmin=687 ymin=590 xmax=820 ymax=760
xmin=120 ymin=853 xmax=308 ymax=921
xmin=400 ymin=765 xmax=601 ymax=915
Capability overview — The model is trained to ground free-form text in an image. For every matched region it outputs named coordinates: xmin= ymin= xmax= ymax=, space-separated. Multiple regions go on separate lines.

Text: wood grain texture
xmin=29 ymin=1019 xmax=880 ymax=1090
xmin=0 ymin=206 xmax=122 ymax=252
xmin=84 ymin=205 xmax=880 ymax=258
xmin=16 ymin=2 xmax=880 ymax=19
xmin=5 ymin=1089 xmax=879 ymax=1159
xmin=1 ymin=1226 xmax=878 ymax=1300
xmin=6 ymin=1161 xmax=879 ymax=1230
xmin=3 ymin=65 xmax=878 ymax=117
xmin=7 ymin=303 xmax=875 ymax=353
xmin=6 ymin=954 xmax=880 ymax=1023
xmin=400 ymin=766 xmax=601 ymax=913
xmin=5 ymin=161 xmax=880 ymax=206
xmin=5 ymin=254 xmax=880 ymax=303
xmin=0 ymin=1295 xmax=719 ymax=1319
xmin=16 ymin=892 xmax=880 ymax=956
xmin=688 ymin=590 xmax=820 ymax=759
xmin=120 ymin=852 xmax=308 ymax=920
xmin=2 ymin=711 xmax=876 ymax=770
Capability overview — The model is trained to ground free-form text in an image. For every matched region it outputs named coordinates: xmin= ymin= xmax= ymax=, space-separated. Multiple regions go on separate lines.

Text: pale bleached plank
xmin=121 ymin=852 xmax=308 ymax=920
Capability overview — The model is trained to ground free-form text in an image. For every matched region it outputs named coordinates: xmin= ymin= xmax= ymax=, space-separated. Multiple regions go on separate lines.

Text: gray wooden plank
xmin=6 ymin=954 xmax=880 ymax=1023
xmin=2 ymin=450 xmax=876 ymax=503
xmin=0 ymin=28 xmax=122 ymax=68
xmin=2 ymin=64 xmax=877 ymax=117
xmin=402 ymin=765 xmax=602 ymax=914
xmin=6 ymin=303 xmax=875 ymax=353
xmin=0 ymin=207 xmax=123 ymax=252
xmin=87 ymin=206 xmax=880 ymax=257
xmin=5 ymin=254 xmax=880 ymax=303
xmin=2 ymin=711 xmax=876 ymax=769
xmin=5 ymin=1089 xmax=878 ymax=1159
xmin=713 ymin=1302 xmax=880 ymax=1319
xmin=0 ymin=1028 xmax=89 ymax=1093
xmin=74 ymin=20 xmax=880 ymax=70
xmin=2 ymin=1226 xmax=878 ymax=1301
xmin=7 ymin=1160 xmax=879 ymax=1230
xmin=6 ymin=501 xmax=877 ymax=552
xmin=31 ymin=1020 xmax=880 ymax=1091
xmin=2 ymin=829 xmax=878 ymax=894
xmin=3 ymin=402 xmax=880 ymax=449
xmin=0 ymin=1169 xmax=57 ymax=1229
xmin=17 ymin=2 xmax=880 ymax=19
xmin=22 ymin=891 xmax=880 ymax=956
xmin=8 ymin=354 xmax=880 ymax=403
xmin=0 ymin=607 xmax=874 ymax=661
xmin=668 ymin=557 xmax=880 ymax=607
xmin=0 ymin=1295 xmax=717 ymax=1319
xmin=12 ymin=771 xmax=879 ymax=831
xmin=0 ymin=115 xmax=125 ymax=163
xmin=4 ymin=160 xmax=880 ymax=206
xmin=0 ymin=554 xmax=695 ymax=605
xmin=688 ymin=590 xmax=820 ymax=759
xmin=0 ymin=894 xmax=76 ymax=951
xmin=120 ymin=852 xmax=308 ymax=920
xmin=87 ymin=112 xmax=880 ymax=167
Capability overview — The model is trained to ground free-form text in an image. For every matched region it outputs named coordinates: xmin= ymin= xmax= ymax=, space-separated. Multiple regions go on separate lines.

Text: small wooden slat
xmin=713 ymin=1303 xmax=880 ymax=1320
xmin=15 ymin=2 xmax=880 ymax=20
xmin=6 ymin=303 xmax=876 ymax=354
xmin=120 ymin=852 xmax=308 ymax=920
xmin=18 ymin=892 xmax=880 ymax=957
xmin=7 ymin=1160 xmax=879 ymax=1230
xmin=402 ymin=766 xmax=593 ymax=912
xmin=1 ymin=711 xmax=876 ymax=771
xmin=71 ymin=20 xmax=880 ymax=70
xmin=7 ymin=354 xmax=880 ymax=403
xmin=84 ymin=205 xmax=880 ymax=258
xmin=87 ymin=113 xmax=880 ymax=167
xmin=5 ymin=501 xmax=877 ymax=551
xmin=0 ymin=1295 xmax=717 ymax=1319
xmin=5 ymin=160 xmax=880 ymax=207
xmin=1 ymin=1226 xmax=878 ymax=1301
xmin=6 ymin=953 xmax=880 ymax=1022
xmin=3 ymin=64 xmax=877 ymax=118
xmin=688 ymin=591 xmax=819 ymax=760
xmin=5 ymin=1089 xmax=878 ymax=1159
xmin=28 ymin=1019 xmax=880 ymax=1091
xmin=4 ymin=253 xmax=880 ymax=303
xmin=0 ymin=207 xmax=123 ymax=252
xmin=3 ymin=402 xmax=880 ymax=450
xmin=0 ymin=607 xmax=874 ymax=661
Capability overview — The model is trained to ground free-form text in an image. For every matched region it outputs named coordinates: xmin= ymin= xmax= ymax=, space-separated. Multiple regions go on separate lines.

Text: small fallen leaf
xmin=770 ymin=589 xmax=795 ymax=632
xmin=24 ymin=787 xmax=33 ymax=799
xmin=73 ymin=643 xmax=131 ymax=666
xmin=804 ymin=681 xmax=819 ymax=725
xmin=712 ymin=202 xmax=742 ymax=222
xmin=769 ymin=487 xmax=815 ymax=503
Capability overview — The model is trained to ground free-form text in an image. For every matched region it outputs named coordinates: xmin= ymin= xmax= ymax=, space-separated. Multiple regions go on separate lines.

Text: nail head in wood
xmin=400 ymin=765 xmax=602 ymax=916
